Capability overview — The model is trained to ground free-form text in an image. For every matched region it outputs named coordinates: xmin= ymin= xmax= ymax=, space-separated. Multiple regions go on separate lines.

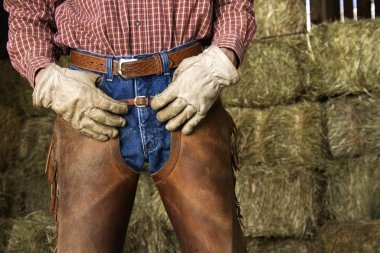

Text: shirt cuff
xmin=212 ymin=33 xmax=245 ymax=67
xmin=26 ymin=56 xmax=54 ymax=88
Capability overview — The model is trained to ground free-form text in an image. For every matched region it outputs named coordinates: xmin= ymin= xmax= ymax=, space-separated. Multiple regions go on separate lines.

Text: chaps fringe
xmin=231 ymin=123 xmax=245 ymax=228
xmin=45 ymin=136 xmax=59 ymax=252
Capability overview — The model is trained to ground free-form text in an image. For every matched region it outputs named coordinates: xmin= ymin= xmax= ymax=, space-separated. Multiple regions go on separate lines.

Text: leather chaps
xmin=46 ymin=100 xmax=246 ymax=252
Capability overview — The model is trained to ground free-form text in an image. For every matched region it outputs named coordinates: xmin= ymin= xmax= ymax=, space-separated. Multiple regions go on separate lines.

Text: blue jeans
xmin=70 ymin=41 xmax=198 ymax=173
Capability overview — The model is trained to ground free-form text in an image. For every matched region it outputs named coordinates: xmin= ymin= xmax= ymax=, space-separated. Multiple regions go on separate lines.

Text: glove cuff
xmin=202 ymin=45 xmax=240 ymax=87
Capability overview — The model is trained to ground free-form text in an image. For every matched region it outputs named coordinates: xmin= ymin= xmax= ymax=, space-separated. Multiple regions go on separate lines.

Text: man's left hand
xmin=151 ymin=46 xmax=240 ymax=135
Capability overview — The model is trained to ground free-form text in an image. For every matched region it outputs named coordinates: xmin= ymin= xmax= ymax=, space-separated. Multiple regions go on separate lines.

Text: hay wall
xmin=228 ymin=102 xmax=324 ymax=169
xmin=0 ymin=107 xmax=21 ymax=170
xmin=320 ymin=221 xmax=380 ymax=253
xmin=236 ymin=163 xmax=321 ymax=238
xmin=325 ymin=95 xmax=380 ymax=159
xmin=254 ymin=0 xmax=306 ymax=38
xmin=222 ymin=20 xmax=380 ymax=108
xmin=10 ymin=115 xmax=55 ymax=216
xmin=246 ymin=238 xmax=321 ymax=253
xmin=325 ymin=155 xmax=380 ymax=222
xmin=304 ymin=20 xmax=380 ymax=100
xmin=0 ymin=61 xmax=49 ymax=118
xmin=221 ymin=37 xmax=306 ymax=107
xmin=6 ymin=211 xmax=54 ymax=253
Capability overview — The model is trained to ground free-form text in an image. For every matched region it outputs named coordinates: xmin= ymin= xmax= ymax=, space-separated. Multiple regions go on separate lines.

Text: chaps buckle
xmin=134 ymin=96 xmax=149 ymax=108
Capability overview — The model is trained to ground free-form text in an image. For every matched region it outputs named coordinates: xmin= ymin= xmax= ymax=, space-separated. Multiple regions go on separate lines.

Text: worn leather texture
xmin=45 ymin=117 xmax=140 ymax=253
xmin=152 ymin=100 xmax=247 ymax=253
xmin=33 ymin=63 xmax=129 ymax=141
xmin=151 ymin=45 xmax=240 ymax=135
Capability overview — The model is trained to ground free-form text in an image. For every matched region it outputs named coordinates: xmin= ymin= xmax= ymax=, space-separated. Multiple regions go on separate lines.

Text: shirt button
xmin=135 ymin=20 xmax=141 ymax=27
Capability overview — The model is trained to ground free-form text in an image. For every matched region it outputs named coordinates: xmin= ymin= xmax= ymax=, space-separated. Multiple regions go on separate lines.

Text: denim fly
xmin=69 ymin=41 xmax=197 ymax=173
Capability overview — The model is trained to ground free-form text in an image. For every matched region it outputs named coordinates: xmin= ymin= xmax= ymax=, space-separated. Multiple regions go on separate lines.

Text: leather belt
xmin=70 ymin=43 xmax=203 ymax=79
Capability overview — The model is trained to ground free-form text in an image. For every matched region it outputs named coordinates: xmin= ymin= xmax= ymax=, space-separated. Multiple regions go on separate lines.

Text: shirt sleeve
xmin=212 ymin=0 xmax=256 ymax=65
xmin=4 ymin=0 xmax=60 ymax=86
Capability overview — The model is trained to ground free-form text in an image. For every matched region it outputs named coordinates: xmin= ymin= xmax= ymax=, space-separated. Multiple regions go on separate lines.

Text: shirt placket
xmin=130 ymin=0 xmax=147 ymax=55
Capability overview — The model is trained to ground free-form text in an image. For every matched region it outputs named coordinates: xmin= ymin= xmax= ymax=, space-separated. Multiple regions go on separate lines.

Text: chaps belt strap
xmin=70 ymin=43 xmax=203 ymax=79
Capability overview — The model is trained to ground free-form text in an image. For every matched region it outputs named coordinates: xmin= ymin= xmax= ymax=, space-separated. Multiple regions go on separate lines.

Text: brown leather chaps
xmin=46 ymin=100 xmax=246 ymax=252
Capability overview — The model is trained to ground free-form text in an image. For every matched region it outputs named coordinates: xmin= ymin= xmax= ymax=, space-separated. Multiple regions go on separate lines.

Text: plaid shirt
xmin=4 ymin=0 xmax=256 ymax=85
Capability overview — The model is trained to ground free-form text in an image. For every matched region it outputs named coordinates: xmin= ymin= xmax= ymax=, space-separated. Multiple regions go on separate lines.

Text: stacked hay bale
xmin=222 ymin=19 xmax=380 ymax=252
xmin=221 ymin=37 xmax=307 ymax=107
xmin=9 ymin=114 xmax=55 ymax=216
xmin=227 ymin=103 xmax=324 ymax=250
xmin=320 ymin=94 xmax=380 ymax=252
xmin=0 ymin=59 xmax=57 ymax=251
xmin=320 ymin=221 xmax=380 ymax=253
xmin=6 ymin=211 xmax=55 ymax=253
xmin=304 ymin=21 xmax=380 ymax=100
xmin=254 ymin=0 xmax=306 ymax=38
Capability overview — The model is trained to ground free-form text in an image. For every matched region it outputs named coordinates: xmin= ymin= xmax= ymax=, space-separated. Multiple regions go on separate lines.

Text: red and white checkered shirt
xmin=4 ymin=0 xmax=256 ymax=85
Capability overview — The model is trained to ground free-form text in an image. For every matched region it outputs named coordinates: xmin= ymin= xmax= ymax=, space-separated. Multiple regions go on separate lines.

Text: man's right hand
xmin=33 ymin=63 xmax=129 ymax=141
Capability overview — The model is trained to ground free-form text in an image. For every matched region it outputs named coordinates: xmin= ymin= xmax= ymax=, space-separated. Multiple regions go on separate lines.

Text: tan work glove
xmin=33 ymin=63 xmax=129 ymax=141
xmin=151 ymin=45 xmax=239 ymax=135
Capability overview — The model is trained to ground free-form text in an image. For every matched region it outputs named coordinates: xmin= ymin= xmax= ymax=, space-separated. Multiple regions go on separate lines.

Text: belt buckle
xmin=118 ymin=58 xmax=138 ymax=79
xmin=134 ymin=96 xmax=149 ymax=108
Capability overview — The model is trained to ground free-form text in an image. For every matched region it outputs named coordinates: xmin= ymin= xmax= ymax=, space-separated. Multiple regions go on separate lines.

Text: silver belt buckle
xmin=118 ymin=58 xmax=138 ymax=79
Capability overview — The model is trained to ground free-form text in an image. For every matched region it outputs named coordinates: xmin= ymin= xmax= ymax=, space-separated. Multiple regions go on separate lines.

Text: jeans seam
xmin=134 ymin=78 xmax=148 ymax=157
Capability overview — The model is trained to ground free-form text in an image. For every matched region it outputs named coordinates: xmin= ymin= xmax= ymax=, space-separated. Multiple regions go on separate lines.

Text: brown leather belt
xmin=70 ymin=43 xmax=203 ymax=79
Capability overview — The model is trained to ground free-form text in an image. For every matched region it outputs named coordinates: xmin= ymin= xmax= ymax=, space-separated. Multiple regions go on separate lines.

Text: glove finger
xmin=94 ymin=92 xmax=129 ymax=115
xmin=181 ymin=114 xmax=205 ymax=135
xmin=165 ymin=105 xmax=197 ymax=132
xmin=88 ymin=108 xmax=127 ymax=127
xmin=151 ymin=83 xmax=178 ymax=110
xmin=78 ymin=128 xmax=109 ymax=142
xmin=156 ymin=98 xmax=187 ymax=122
xmin=81 ymin=117 xmax=119 ymax=139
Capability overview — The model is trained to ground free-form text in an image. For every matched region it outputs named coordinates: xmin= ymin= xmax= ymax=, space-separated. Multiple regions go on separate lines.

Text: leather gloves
xmin=151 ymin=45 xmax=240 ymax=135
xmin=33 ymin=63 xmax=129 ymax=141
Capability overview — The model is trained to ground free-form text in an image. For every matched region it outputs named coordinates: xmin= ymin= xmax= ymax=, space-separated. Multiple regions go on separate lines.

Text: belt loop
xmin=159 ymin=51 xmax=171 ymax=76
xmin=106 ymin=56 xmax=114 ymax=81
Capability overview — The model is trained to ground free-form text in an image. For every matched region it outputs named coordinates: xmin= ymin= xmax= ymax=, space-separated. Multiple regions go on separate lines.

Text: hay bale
xmin=0 ymin=107 xmax=22 ymax=170
xmin=6 ymin=211 xmax=54 ymax=253
xmin=0 ymin=60 xmax=50 ymax=118
xmin=11 ymin=115 xmax=55 ymax=215
xmin=222 ymin=20 xmax=380 ymax=108
xmin=262 ymin=102 xmax=324 ymax=168
xmin=228 ymin=102 xmax=324 ymax=169
xmin=227 ymin=107 xmax=268 ymax=164
xmin=125 ymin=171 xmax=179 ymax=253
xmin=255 ymin=0 xmax=306 ymax=38
xmin=237 ymin=163 xmax=321 ymax=238
xmin=221 ymin=36 xmax=307 ymax=107
xmin=305 ymin=20 xmax=380 ymax=100
xmin=320 ymin=220 xmax=380 ymax=253
xmin=326 ymin=95 xmax=380 ymax=159
xmin=0 ymin=218 xmax=13 ymax=252
xmin=246 ymin=238 xmax=321 ymax=253
xmin=325 ymin=155 xmax=380 ymax=222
